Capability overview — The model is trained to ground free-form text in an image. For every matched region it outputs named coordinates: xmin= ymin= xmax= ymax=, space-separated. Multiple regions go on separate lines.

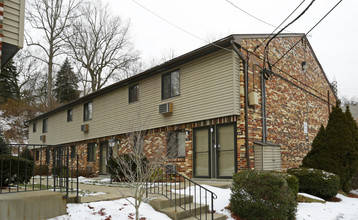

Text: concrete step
xmin=160 ymin=203 xmax=209 ymax=220
xmin=182 ymin=213 xmax=227 ymax=220
xmin=148 ymin=194 xmax=193 ymax=210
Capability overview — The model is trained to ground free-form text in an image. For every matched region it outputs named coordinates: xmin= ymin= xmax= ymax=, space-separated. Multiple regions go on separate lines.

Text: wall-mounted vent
xmin=159 ymin=102 xmax=173 ymax=116
xmin=81 ymin=124 xmax=89 ymax=133
xmin=165 ymin=164 xmax=177 ymax=174
xmin=254 ymin=142 xmax=281 ymax=171
xmin=40 ymin=135 xmax=46 ymax=142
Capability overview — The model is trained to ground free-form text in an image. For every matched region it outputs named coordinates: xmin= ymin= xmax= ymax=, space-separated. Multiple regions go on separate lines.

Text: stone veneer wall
xmin=237 ymin=36 xmax=336 ymax=171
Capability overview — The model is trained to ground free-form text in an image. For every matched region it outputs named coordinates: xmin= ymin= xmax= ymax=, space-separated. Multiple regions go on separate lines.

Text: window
xmin=42 ymin=118 xmax=48 ymax=133
xmin=71 ymin=145 xmax=76 ymax=158
xmin=33 ymin=122 xmax=37 ymax=133
xmin=84 ymin=101 xmax=93 ymax=121
xmin=167 ymin=131 xmax=186 ymax=158
xmin=162 ymin=70 xmax=180 ymax=99
xmin=36 ymin=150 xmax=40 ymax=161
xmin=46 ymin=149 xmax=50 ymax=164
xmin=129 ymin=84 xmax=139 ymax=103
xmin=87 ymin=143 xmax=96 ymax=162
xmin=67 ymin=109 xmax=73 ymax=122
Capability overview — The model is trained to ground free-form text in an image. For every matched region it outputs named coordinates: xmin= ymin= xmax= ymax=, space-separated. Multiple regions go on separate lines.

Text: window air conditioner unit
xmin=81 ymin=124 xmax=89 ymax=133
xmin=159 ymin=102 xmax=173 ymax=116
xmin=40 ymin=135 xmax=46 ymax=142
xmin=165 ymin=164 xmax=177 ymax=174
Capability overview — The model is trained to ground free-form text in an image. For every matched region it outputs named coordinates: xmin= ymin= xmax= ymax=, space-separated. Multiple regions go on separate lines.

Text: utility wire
xmin=263 ymin=0 xmax=316 ymax=75
xmin=253 ymin=0 xmax=306 ymax=53
xmin=225 ymin=0 xmax=294 ymax=33
xmin=272 ymin=0 xmax=343 ymax=67
xmin=131 ymin=0 xmax=231 ymax=52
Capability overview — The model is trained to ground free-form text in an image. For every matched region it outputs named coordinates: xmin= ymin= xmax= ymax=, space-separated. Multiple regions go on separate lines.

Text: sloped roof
xmin=27 ymin=33 xmax=330 ymax=123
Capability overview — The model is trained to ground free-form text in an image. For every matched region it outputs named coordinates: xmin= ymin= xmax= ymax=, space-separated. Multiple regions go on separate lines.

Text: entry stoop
xmin=148 ymin=194 xmax=226 ymax=220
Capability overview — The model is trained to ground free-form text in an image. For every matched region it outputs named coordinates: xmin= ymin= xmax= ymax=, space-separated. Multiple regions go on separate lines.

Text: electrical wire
xmin=272 ymin=0 xmax=343 ymax=67
xmin=263 ymin=0 xmax=316 ymax=77
xmin=131 ymin=0 xmax=231 ymax=52
xmin=253 ymin=0 xmax=306 ymax=53
xmin=224 ymin=0 xmax=295 ymax=33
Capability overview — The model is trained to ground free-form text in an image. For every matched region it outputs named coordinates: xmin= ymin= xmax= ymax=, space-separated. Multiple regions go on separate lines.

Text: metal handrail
xmin=0 ymin=144 xmax=79 ymax=202
xmin=146 ymin=165 xmax=217 ymax=220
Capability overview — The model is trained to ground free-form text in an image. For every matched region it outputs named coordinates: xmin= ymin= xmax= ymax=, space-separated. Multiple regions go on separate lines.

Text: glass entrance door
xmin=193 ymin=127 xmax=211 ymax=178
xmin=216 ymin=124 xmax=236 ymax=178
xmin=99 ymin=141 xmax=108 ymax=174
xmin=193 ymin=123 xmax=236 ymax=178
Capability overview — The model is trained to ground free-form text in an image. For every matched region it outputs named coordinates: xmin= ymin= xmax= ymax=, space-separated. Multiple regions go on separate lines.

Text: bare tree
xmin=13 ymin=49 xmax=47 ymax=104
xmin=26 ymin=0 xmax=81 ymax=109
xmin=149 ymin=48 xmax=176 ymax=68
xmin=109 ymin=118 xmax=177 ymax=220
xmin=64 ymin=0 xmax=139 ymax=93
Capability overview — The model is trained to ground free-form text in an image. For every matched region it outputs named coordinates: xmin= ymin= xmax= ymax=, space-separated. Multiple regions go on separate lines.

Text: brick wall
xmin=237 ymin=36 xmax=336 ymax=171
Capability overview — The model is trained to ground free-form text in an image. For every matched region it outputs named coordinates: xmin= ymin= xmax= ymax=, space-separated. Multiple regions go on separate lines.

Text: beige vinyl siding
xmin=3 ymin=0 xmax=25 ymax=47
xmin=233 ymin=53 xmax=240 ymax=115
xmin=29 ymin=49 xmax=239 ymax=145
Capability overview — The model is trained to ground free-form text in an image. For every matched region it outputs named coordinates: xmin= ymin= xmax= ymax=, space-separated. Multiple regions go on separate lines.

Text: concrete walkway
xmin=29 ymin=177 xmax=233 ymax=204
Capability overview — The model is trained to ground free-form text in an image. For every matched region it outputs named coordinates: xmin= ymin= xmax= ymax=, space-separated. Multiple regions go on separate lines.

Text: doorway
xmin=193 ymin=123 xmax=236 ymax=178
xmin=99 ymin=141 xmax=109 ymax=174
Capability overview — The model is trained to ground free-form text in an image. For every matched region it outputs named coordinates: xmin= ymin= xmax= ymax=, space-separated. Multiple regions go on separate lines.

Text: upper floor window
xmin=33 ymin=122 xmax=37 ymax=133
xmin=84 ymin=101 xmax=93 ymax=121
xmin=162 ymin=70 xmax=180 ymax=100
xmin=129 ymin=84 xmax=139 ymax=103
xmin=42 ymin=118 xmax=48 ymax=133
xmin=167 ymin=130 xmax=186 ymax=158
xmin=67 ymin=109 xmax=73 ymax=122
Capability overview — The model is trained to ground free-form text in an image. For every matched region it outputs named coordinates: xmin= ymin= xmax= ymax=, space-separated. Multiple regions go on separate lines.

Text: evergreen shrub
xmin=107 ymin=154 xmax=148 ymax=181
xmin=20 ymin=148 xmax=34 ymax=161
xmin=34 ymin=164 xmax=49 ymax=176
xmin=302 ymin=104 xmax=358 ymax=193
xmin=0 ymin=155 xmax=34 ymax=186
xmin=230 ymin=170 xmax=297 ymax=220
xmin=276 ymin=172 xmax=299 ymax=198
xmin=288 ymin=167 xmax=340 ymax=200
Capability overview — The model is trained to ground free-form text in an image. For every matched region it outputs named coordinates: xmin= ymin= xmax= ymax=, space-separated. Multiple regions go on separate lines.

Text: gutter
xmin=231 ymin=40 xmax=251 ymax=169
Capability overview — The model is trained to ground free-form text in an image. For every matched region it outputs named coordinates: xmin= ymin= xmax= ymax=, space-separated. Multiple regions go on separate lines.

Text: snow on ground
xmin=173 ymin=184 xmax=233 ymax=219
xmin=50 ymin=197 xmax=171 ymax=220
xmin=297 ymin=194 xmax=358 ymax=220
xmin=49 ymin=183 xmax=358 ymax=220
xmin=350 ymin=189 xmax=358 ymax=195
xmin=298 ymin=193 xmax=325 ymax=201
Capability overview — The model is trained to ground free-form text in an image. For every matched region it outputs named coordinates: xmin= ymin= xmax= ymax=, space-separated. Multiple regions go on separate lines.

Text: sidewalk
xmin=31 ymin=176 xmax=233 ymax=204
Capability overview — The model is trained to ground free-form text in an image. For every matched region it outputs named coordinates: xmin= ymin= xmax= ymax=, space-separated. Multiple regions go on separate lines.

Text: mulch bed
xmin=326 ymin=196 xmax=342 ymax=202
xmin=348 ymin=193 xmax=358 ymax=198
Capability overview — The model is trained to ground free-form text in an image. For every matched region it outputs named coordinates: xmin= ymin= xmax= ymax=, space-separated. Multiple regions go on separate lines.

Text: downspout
xmin=231 ymin=40 xmax=251 ymax=169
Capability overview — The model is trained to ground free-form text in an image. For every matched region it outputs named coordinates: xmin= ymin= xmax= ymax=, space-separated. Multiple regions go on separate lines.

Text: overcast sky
xmin=105 ymin=0 xmax=357 ymax=100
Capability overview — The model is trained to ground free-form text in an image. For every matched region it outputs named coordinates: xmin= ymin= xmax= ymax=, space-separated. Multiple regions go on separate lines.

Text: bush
xmin=34 ymin=164 xmax=49 ymax=176
xmin=302 ymin=104 xmax=358 ymax=193
xmin=276 ymin=172 xmax=299 ymax=198
xmin=230 ymin=170 xmax=297 ymax=220
xmin=288 ymin=167 xmax=340 ymax=200
xmin=20 ymin=148 xmax=34 ymax=161
xmin=108 ymin=154 xmax=148 ymax=182
xmin=0 ymin=155 xmax=34 ymax=186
